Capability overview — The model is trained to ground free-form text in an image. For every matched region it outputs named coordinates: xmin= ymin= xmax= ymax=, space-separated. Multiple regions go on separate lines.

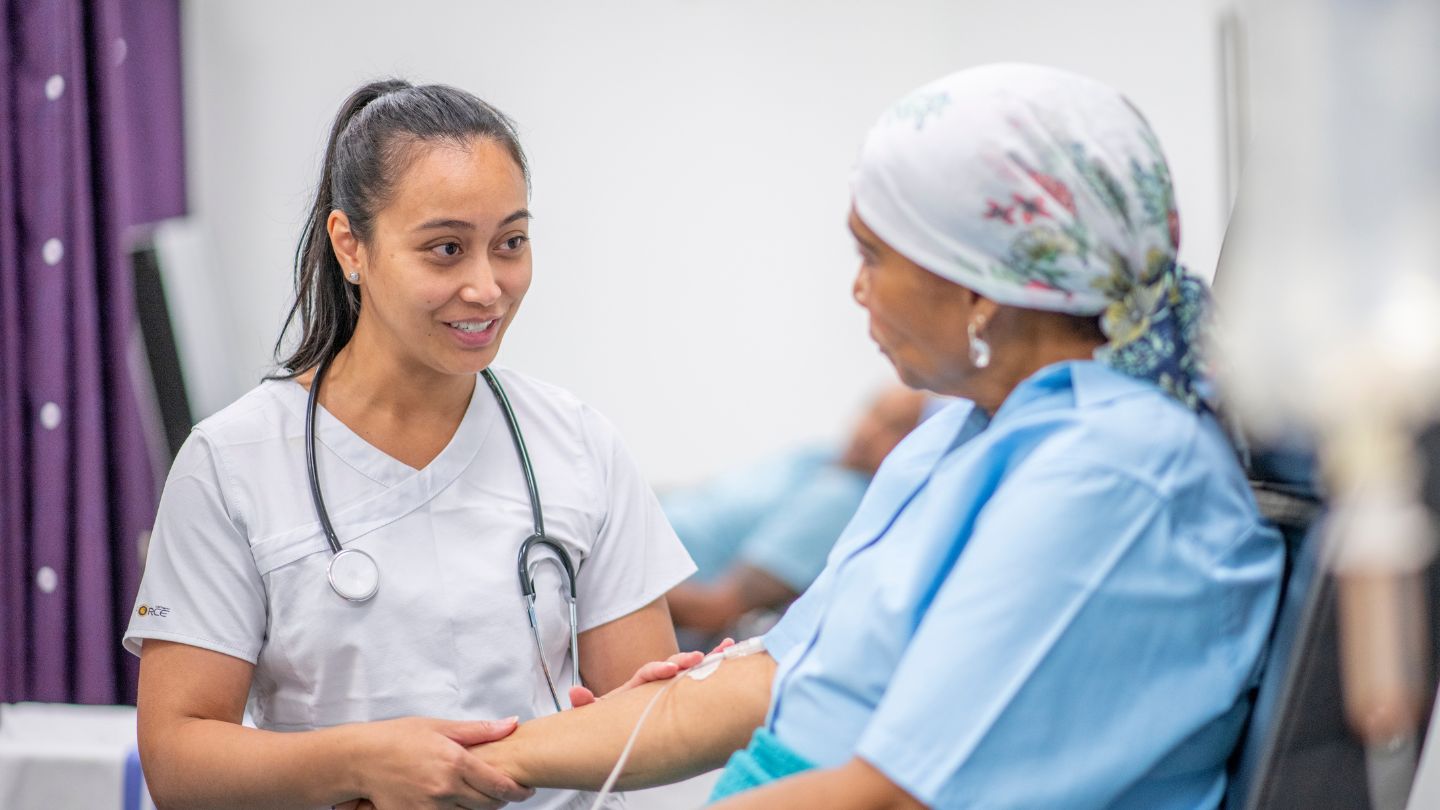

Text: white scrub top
xmin=123 ymin=367 xmax=696 ymax=810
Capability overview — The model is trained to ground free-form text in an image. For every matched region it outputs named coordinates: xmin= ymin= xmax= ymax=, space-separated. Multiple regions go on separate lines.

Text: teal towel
xmin=707 ymin=727 xmax=815 ymax=804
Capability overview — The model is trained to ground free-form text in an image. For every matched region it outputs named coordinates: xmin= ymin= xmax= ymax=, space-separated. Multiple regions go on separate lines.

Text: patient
xmin=665 ymin=386 xmax=925 ymax=639
xmin=447 ymin=64 xmax=1284 ymax=809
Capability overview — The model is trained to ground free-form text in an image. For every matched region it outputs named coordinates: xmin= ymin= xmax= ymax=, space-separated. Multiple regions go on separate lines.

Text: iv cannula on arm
xmin=471 ymin=640 xmax=776 ymax=793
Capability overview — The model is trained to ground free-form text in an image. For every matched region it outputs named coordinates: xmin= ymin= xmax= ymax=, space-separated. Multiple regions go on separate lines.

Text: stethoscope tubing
xmin=483 ymin=368 xmax=547 ymax=540
xmin=304 ymin=358 xmax=347 ymax=558
xmin=304 ymin=357 xmax=580 ymax=708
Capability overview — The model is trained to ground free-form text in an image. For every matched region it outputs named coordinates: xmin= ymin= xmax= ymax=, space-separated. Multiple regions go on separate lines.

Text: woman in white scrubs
xmin=123 ymin=80 xmax=696 ymax=809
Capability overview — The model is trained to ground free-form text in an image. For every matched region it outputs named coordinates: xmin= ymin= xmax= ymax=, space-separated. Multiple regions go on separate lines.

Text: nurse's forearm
xmin=141 ymin=717 xmax=371 ymax=809
xmin=146 ymin=715 xmax=529 ymax=809
xmin=477 ymin=651 xmax=776 ymax=790
xmin=138 ymin=640 xmax=373 ymax=808
xmin=138 ymin=640 xmax=526 ymax=808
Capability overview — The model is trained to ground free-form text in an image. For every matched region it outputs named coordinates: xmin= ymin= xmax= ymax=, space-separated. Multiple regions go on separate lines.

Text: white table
xmin=0 ymin=702 xmax=155 ymax=810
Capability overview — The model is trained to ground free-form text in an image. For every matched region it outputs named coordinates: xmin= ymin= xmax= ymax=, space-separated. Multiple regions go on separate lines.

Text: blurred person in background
xmin=664 ymin=387 xmax=926 ymax=641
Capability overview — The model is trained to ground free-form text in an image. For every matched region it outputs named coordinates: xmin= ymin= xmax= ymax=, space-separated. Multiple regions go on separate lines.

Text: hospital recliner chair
xmin=1223 ymin=431 xmax=1440 ymax=809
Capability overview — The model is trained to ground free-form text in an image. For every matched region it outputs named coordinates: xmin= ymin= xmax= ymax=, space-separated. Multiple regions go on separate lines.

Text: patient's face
xmin=849 ymin=208 xmax=975 ymax=396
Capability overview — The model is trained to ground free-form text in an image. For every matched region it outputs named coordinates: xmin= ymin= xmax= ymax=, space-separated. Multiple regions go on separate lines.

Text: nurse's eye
xmin=430 ymin=242 xmax=463 ymax=259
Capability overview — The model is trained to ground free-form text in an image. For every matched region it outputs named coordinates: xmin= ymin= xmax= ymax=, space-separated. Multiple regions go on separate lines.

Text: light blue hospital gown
xmin=663 ymin=448 xmax=870 ymax=592
xmin=762 ymin=361 xmax=1283 ymax=809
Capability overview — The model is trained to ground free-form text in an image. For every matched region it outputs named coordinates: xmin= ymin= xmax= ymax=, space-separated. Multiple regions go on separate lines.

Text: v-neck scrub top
xmin=762 ymin=361 xmax=1283 ymax=809
xmin=123 ymin=367 xmax=695 ymax=810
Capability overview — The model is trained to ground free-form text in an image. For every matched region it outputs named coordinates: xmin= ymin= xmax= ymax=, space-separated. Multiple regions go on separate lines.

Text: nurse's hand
xmin=567 ymin=638 xmax=736 ymax=708
xmin=343 ymin=716 xmax=534 ymax=809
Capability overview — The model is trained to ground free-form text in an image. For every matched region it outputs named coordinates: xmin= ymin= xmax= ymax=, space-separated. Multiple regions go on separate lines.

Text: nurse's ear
xmin=327 ymin=209 xmax=365 ymax=281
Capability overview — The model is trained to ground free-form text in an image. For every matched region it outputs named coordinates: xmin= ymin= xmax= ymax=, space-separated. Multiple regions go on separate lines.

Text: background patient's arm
xmin=667 ymin=564 xmax=798 ymax=635
xmin=475 ymin=650 xmax=775 ymax=791
xmin=710 ymin=758 xmax=926 ymax=810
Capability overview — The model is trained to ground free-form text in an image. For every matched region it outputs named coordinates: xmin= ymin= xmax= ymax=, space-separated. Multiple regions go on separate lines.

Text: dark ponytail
xmin=271 ymin=78 xmax=528 ymax=378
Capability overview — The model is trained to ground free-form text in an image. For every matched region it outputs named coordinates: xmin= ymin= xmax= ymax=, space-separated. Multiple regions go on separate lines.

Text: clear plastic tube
xmin=587 ymin=637 xmax=767 ymax=810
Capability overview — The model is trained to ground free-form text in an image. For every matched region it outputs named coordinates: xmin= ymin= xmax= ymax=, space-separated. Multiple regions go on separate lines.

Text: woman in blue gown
xmin=461 ymin=63 xmax=1284 ymax=810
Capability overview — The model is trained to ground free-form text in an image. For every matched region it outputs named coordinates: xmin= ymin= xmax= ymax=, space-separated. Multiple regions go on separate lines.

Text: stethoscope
xmin=304 ymin=356 xmax=581 ymax=711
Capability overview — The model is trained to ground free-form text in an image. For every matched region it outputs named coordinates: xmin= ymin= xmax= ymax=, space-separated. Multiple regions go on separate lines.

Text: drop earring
xmin=968 ymin=320 xmax=991 ymax=369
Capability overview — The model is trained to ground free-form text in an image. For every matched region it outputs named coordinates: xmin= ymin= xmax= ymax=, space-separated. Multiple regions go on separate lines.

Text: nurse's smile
xmin=444 ymin=317 xmax=502 ymax=348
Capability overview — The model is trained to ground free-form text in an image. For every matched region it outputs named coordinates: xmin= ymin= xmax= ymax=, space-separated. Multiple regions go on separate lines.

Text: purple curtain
xmin=1 ymin=0 xmax=185 ymax=704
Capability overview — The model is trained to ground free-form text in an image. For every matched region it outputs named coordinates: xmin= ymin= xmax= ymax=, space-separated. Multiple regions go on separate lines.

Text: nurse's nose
xmin=460 ymin=256 xmax=503 ymax=307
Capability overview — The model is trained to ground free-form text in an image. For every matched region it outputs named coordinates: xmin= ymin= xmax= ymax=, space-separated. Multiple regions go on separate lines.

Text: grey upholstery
xmin=1225 ymin=434 xmax=1440 ymax=809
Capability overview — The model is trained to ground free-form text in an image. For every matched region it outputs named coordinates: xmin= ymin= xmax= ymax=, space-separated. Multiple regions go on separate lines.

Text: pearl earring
xmin=347 ymin=271 xmax=360 ymax=283
xmin=968 ymin=320 xmax=991 ymax=369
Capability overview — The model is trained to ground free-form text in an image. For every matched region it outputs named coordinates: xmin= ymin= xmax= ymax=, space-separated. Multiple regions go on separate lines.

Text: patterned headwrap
xmin=851 ymin=63 xmax=1213 ymax=410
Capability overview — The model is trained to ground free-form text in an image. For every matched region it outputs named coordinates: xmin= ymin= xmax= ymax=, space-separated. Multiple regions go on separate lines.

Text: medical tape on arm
xmin=587 ymin=637 xmax=768 ymax=810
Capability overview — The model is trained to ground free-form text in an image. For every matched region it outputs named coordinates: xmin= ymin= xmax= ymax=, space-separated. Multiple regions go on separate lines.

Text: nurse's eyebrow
xmin=415 ymin=218 xmax=474 ymax=232
xmin=414 ymin=209 xmax=531 ymax=232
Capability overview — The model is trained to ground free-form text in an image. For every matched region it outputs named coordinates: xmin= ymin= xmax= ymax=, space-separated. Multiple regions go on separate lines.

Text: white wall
xmin=181 ymin=0 xmax=1228 ymax=486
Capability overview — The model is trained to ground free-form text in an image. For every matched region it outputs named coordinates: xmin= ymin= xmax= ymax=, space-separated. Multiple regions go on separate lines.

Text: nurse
xmin=124 ymin=80 xmax=696 ymax=809
xmin=457 ymin=64 xmax=1284 ymax=809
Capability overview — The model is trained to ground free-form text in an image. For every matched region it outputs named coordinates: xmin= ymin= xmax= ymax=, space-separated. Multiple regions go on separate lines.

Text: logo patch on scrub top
xmin=137 ymin=604 xmax=170 ymax=618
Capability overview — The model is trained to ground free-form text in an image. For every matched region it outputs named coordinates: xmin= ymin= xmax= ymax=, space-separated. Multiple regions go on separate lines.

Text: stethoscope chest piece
xmin=327 ymin=547 xmax=380 ymax=602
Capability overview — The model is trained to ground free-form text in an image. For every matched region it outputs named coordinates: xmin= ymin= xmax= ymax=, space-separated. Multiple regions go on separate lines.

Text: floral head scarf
xmin=851 ymin=63 xmax=1213 ymax=410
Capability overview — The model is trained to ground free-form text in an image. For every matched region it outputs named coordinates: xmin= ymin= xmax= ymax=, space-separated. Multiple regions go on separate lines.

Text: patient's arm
xmin=473 ymin=651 xmax=775 ymax=791
xmin=710 ymin=757 xmax=925 ymax=809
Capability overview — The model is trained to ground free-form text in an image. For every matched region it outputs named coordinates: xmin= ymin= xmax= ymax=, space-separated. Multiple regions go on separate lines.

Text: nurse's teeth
xmin=450 ymin=320 xmax=494 ymax=333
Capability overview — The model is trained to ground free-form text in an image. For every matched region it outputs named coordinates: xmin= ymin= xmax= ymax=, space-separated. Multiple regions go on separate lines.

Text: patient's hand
xmin=568 ymin=638 xmax=735 ymax=708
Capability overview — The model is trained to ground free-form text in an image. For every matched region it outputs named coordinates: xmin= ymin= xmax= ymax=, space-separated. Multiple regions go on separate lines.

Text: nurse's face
xmin=347 ymin=136 xmax=531 ymax=376
xmin=849 ymin=207 xmax=978 ymax=396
